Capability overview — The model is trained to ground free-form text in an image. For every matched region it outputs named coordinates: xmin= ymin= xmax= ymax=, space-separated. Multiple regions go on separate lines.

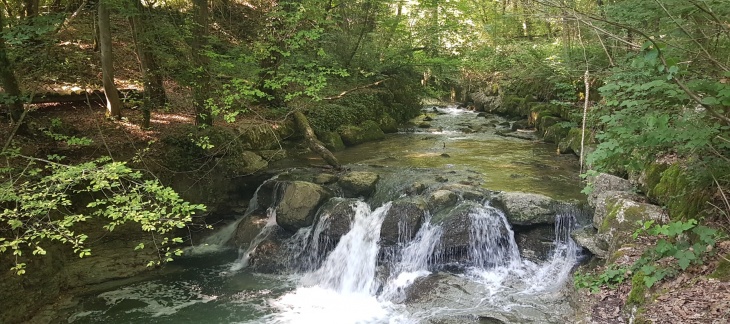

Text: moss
xmin=337 ymin=120 xmax=386 ymax=146
xmin=643 ymin=162 xmax=669 ymax=198
xmin=317 ymin=131 xmax=346 ymax=152
xmin=710 ymin=253 xmax=730 ymax=282
xmin=627 ymin=271 xmax=647 ymax=305
xmin=651 ymin=163 xmax=711 ymax=220
xmin=543 ymin=122 xmax=571 ymax=144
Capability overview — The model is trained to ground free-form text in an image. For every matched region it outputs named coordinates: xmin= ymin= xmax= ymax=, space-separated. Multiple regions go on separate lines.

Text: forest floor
xmin=575 ymin=234 xmax=730 ymax=324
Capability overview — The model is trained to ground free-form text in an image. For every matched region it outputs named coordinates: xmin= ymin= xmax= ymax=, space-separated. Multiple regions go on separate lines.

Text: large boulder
xmin=275 ymin=181 xmax=332 ymax=232
xmin=317 ymin=131 xmax=346 ymax=152
xmin=339 ymin=171 xmax=380 ymax=198
xmin=338 ymin=120 xmax=386 ymax=146
xmin=588 ymin=173 xmax=633 ymax=207
xmin=378 ymin=113 xmax=399 ymax=133
xmin=595 ymin=197 xmax=667 ymax=255
xmin=317 ymin=198 xmax=360 ymax=239
xmin=232 ymin=151 xmax=269 ymax=175
xmin=492 ymin=192 xmax=556 ymax=226
xmin=380 ymin=197 xmax=428 ymax=246
xmin=247 ymin=228 xmax=291 ymax=273
xmin=233 ymin=214 xmax=272 ymax=247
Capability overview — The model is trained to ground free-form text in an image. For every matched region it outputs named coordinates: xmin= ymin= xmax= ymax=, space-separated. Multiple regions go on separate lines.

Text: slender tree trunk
xmin=191 ymin=0 xmax=212 ymax=127
xmin=0 ymin=9 xmax=25 ymax=124
xmin=98 ymin=1 xmax=122 ymax=119
xmin=293 ymin=110 xmax=341 ymax=169
xmin=130 ymin=0 xmax=166 ymax=128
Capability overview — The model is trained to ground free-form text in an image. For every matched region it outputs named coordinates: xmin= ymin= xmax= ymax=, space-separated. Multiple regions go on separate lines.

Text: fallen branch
xmin=323 ymin=79 xmax=389 ymax=100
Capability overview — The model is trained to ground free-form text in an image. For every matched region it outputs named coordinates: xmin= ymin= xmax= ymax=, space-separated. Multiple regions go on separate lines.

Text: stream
xmin=63 ymin=106 xmax=588 ymax=323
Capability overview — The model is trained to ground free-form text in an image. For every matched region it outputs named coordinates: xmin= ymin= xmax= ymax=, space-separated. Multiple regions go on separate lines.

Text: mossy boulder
xmin=537 ymin=115 xmax=561 ymax=134
xmin=543 ymin=122 xmax=572 ymax=144
xmin=234 ymin=123 xmax=285 ymax=150
xmin=378 ymin=113 xmax=399 ymax=133
xmin=596 ymin=197 xmax=666 ymax=254
xmin=427 ymin=189 xmax=458 ymax=212
xmin=339 ymin=171 xmax=380 ymax=198
xmin=338 ymin=120 xmax=386 ymax=146
xmin=646 ymin=163 xmax=711 ymax=220
xmin=317 ymin=131 xmax=346 ymax=152
xmin=558 ymin=127 xmax=595 ymax=156
xmin=492 ymin=192 xmax=556 ymax=226
xmin=275 ymin=181 xmax=332 ymax=232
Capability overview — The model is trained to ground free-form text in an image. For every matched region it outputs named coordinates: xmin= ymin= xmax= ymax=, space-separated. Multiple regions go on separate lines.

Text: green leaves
xmin=627 ymin=218 xmax=725 ymax=288
xmin=1 ymin=151 xmax=205 ymax=275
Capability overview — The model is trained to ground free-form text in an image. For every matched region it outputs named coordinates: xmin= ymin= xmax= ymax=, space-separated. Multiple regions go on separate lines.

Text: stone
xmin=428 ymin=189 xmax=458 ymax=212
xmin=235 ymin=151 xmax=269 ymax=174
xmin=596 ymin=197 xmax=667 ymax=255
xmin=317 ymin=198 xmax=360 ymax=239
xmin=432 ymin=202 xmax=479 ymax=259
xmin=339 ymin=171 xmax=380 ymax=198
xmin=233 ymin=214 xmax=271 ymax=247
xmin=592 ymin=190 xmax=643 ymax=229
xmin=511 ymin=120 xmax=530 ymax=131
xmin=256 ymin=149 xmax=287 ymax=162
xmin=570 ymin=227 xmax=608 ymax=258
xmin=338 ymin=120 xmax=386 ymax=146
xmin=492 ymin=192 xmax=556 ymax=226
xmin=588 ymin=173 xmax=633 ymax=207
xmin=514 ymin=225 xmax=555 ymax=262
xmin=380 ymin=197 xmax=428 ymax=246
xmin=313 ymin=173 xmax=338 ymax=185
xmin=418 ymin=121 xmax=432 ymax=128
xmin=275 ymin=181 xmax=332 ymax=232
xmin=378 ymin=113 xmax=399 ymax=133
xmin=317 ymin=131 xmax=346 ymax=151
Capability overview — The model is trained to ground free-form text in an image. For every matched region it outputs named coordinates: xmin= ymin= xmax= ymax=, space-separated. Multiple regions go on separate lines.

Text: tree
xmin=129 ymin=0 xmax=167 ymax=128
xmin=191 ymin=0 xmax=212 ymax=127
xmin=0 ymin=8 xmax=24 ymax=125
xmin=98 ymin=0 xmax=123 ymax=119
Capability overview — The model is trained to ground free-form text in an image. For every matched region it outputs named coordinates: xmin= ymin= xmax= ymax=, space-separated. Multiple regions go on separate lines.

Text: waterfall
xmin=229 ymin=208 xmax=278 ymax=272
xmin=468 ymin=202 xmax=521 ymax=269
xmin=300 ymin=201 xmax=391 ymax=294
xmin=379 ymin=216 xmax=443 ymax=302
xmin=523 ymin=203 xmax=583 ymax=293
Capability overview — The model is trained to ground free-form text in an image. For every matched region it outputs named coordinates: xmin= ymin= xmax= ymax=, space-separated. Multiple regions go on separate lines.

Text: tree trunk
xmin=130 ymin=0 xmax=167 ymax=128
xmin=293 ymin=110 xmax=341 ymax=169
xmin=98 ymin=1 xmax=122 ymax=119
xmin=0 ymin=9 xmax=25 ymax=124
xmin=191 ymin=0 xmax=212 ymax=127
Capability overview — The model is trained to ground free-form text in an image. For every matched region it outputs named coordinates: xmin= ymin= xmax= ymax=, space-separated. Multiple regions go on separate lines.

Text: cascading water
xmin=229 ymin=208 xmax=278 ymax=272
xmin=64 ymin=105 xmax=589 ymax=324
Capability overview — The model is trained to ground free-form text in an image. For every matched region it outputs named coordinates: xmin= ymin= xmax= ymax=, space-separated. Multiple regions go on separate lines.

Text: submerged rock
xmin=233 ymin=214 xmax=271 ymax=247
xmin=275 ymin=181 xmax=332 ymax=232
xmin=492 ymin=192 xmax=556 ymax=226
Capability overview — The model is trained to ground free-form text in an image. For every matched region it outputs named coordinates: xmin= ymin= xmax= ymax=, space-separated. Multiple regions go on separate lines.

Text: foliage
xmin=631 ymin=219 xmax=724 ymax=288
xmin=574 ymin=265 xmax=628 ymax=293
xmin=0 ymin=132 xmax=205 ymax=275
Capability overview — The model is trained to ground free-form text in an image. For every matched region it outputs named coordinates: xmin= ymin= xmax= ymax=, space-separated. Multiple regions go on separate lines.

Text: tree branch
xmin=322 ymin=78 xmax=389 ymax=100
